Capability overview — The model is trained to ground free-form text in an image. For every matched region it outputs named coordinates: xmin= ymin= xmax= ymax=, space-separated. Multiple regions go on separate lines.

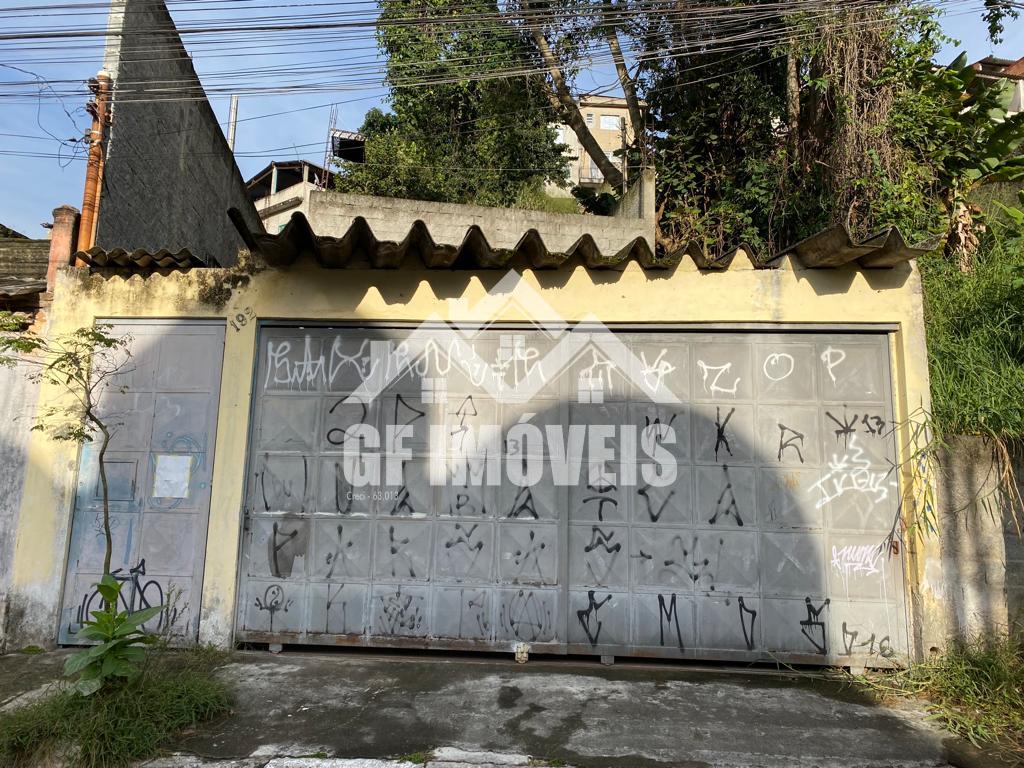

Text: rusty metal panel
xmin=58 ymin=320 xmax=225 ymax=644
xmin=236 ymin=325 xmax=908 ymax=666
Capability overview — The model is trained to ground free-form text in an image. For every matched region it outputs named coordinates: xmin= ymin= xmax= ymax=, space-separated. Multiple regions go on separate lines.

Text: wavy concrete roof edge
xmin=226 ymin=207 xmax=933 ymax=272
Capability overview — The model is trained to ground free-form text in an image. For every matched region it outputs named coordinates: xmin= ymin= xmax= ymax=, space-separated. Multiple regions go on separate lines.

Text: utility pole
xmin=77 ymin=73 xmax=111 ymax=255
xmin=620 ymin=116 xmax=628 ymax=195
xmin=227 ymin=95 xmax=239 ymax=151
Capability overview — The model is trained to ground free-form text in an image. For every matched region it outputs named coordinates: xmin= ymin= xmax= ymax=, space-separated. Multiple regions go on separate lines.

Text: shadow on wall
xmin=0 ymin=362 xmax=43 ymax=652
xmin=237 ymin=324 xmax=910 ymax=665
xmin=938 ymin=435 xmax=1024 ymax=639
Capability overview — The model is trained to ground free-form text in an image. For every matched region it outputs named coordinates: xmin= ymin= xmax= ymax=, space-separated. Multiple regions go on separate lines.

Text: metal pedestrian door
xmin=236 ymin=323 xmax=909 ymax=665
xmin=59 ymin=320 xmax=225 ymax=644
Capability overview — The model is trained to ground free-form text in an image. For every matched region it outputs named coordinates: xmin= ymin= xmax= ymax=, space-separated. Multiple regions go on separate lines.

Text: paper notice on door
xmin=153 ymin=454 xmax=192 ymax=498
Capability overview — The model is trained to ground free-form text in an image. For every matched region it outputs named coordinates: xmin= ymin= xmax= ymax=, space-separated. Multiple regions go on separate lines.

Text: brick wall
xmin=94 ymin=0 xmax=261 ymax=266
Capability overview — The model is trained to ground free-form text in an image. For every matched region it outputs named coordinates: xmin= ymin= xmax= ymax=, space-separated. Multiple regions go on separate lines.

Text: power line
xmin=0 ymin=0 xmax=977 ymax=102
xmin=0 ymin=0 xmax=994 ymax=184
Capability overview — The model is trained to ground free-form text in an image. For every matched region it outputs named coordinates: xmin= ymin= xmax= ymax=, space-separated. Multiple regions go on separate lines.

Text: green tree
xmin=336 ymin=0 xmax=568 ymax=206
xmin=641 ymin=24 xmax=789 ymax=256
xmin=639 ymin=4 xmax=1024 ymax=260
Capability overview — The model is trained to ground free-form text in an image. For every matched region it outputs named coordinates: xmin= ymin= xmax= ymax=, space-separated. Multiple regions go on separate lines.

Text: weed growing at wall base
xmin=0 ymin=647 xmax=231 ymax=768
xmin=853 ymin=634 xmax=1024 ymax=761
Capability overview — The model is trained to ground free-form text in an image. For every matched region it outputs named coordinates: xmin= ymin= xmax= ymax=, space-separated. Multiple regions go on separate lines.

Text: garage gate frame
xmin=234 ymin=321 xmax=911 ymax=666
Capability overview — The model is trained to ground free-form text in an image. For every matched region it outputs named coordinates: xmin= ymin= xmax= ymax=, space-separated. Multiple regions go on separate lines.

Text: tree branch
xmin=602 ymin=1 xmax=644 ymax=139
xmin=525 ymin=9 xmax=625 ymax=189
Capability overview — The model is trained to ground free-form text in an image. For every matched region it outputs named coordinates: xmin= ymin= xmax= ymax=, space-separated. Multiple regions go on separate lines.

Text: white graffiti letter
xmin=697 ymin=360 xmax=740 ymax=396
xmin=763 ymin=352 xmax=795 ymax=382
xmin=810 ymin=435 xmax=894 ymax=509
xmin=821 ymin=346 xmax=846 ymax=386
xmin=831 ymin=544 xmax=884 ymax=590
xmin=639 ymin=349 xmax=677 ymax=393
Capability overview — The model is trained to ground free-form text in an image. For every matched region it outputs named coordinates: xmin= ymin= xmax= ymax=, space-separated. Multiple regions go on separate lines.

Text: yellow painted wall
xmin=6 ymin=254 xmax=941 ymax=656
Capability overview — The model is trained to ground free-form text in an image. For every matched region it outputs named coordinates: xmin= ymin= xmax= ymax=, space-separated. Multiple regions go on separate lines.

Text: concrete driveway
xmin=0 ymin=649 xmax=978 ymax=767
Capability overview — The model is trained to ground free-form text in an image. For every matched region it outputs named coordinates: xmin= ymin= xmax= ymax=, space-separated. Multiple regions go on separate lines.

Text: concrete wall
xmin=0 ymin=363 xmax=41 ymax=652
xmin=937 ymin=436 xmax=1024 ymax=639
xmin=308 ymin=169 xmax=656 ymax=258
xmin=94 ymin=0 xmax=261 ymax=266
xmin=3 ymin=254 xmax=937 ymax=657
xmin=256 ymin=182 xmax=315 ymax=235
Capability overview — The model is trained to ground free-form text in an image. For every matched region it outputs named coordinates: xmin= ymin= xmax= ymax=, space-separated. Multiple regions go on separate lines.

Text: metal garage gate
xmin=236 ymin=324 xmax=909 ymax=665
xmin=60 ymin=320 xmax=225 ymax=643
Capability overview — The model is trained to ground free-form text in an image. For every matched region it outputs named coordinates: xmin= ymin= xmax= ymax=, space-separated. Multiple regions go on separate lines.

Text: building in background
xmin=548 ymin=95 xmax=640 ymax=196
xmin=971 ymin=55 xmax=1024 ymax=115
xmin=246 ymin=132 xmax=364 ymax=234
xmin=247 ymin=160 xmax=335 ymax=234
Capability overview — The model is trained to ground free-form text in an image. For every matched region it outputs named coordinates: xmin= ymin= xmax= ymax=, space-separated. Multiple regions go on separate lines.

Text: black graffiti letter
xmin=825 ymin=410 xmax=856 ymax=447
xmin=714 ymin=407 xmax=735 ymax=461
xmin=777 ymin=423 xmax=805 ymax=463
xmin=576 ymin=590 xmax=612 ymax=647
xmin=657 ymin=593 xmax=685 ymax=651
xmin=799 ymin=597 xmax=830 ymax=655
xmin=738 ymin=596 xmax=757 ymax=651
xmin=708 ymin=464 xmax=743 ymax=526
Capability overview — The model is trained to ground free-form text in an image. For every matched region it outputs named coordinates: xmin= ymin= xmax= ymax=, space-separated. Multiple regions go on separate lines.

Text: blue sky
xmin=0 ymin=1 xmax=1020 ymax=237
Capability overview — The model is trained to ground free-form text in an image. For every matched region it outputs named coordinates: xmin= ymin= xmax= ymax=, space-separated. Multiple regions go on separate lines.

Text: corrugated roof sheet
xmin=75 ymin=246 xmax=210 ymax=270
xmin=0 ymin=237 xmax=49 ymax=280
xmin=0 ymin=277 xmax=47 ymax=299
xmin=227 ymin=208 xmax=931 ymax=271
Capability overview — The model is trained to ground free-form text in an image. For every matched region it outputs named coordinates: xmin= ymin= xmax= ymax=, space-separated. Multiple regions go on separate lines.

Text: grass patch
xmin=503 ymin=185 xmax=583 ymax=215
xmin=0 ymin=646 xmax=232 ymax=768
xmin=397 ymin=751 xmax=431 ymax=764
xmin=920 ymin=235 xmax=1024 ymax=440
xmin=528 ymin=195 xmax=583 ymax=215
xmin=853 ymin=634 xmax=1024 ymax=760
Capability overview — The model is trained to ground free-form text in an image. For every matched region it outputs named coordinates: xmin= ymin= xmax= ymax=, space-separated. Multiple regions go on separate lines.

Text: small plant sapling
xmin=62 ymin=577 xmax=161 ymax=696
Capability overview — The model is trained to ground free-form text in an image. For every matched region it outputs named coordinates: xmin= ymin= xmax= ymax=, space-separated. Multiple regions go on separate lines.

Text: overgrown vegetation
xmin=647 ymin=7 xmax=1024 ymax=261
xmin=855 ymin=635 xmax=1024 ymax=762
xmin=340 ymin=0 xmax=1024 ymax=442
xmin=922 ymin=197 xmax=1024 ymax=439
xmin=0 ymin=646 xmax=232 ymax=768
